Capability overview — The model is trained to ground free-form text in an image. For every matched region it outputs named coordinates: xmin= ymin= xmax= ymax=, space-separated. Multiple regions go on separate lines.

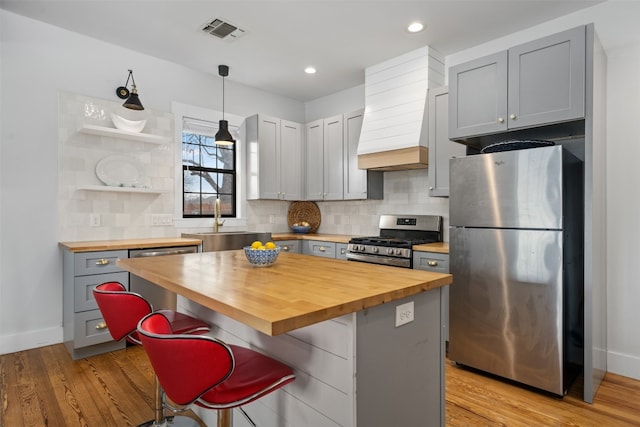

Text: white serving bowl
xmin=111 ymin=113 xmax=147 ymax=133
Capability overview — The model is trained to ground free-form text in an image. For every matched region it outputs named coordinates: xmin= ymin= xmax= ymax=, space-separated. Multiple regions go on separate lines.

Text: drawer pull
xmin=427 ymin=260 xmax=438 ymax=267
xmin=95 ymin=259 xmax=110 ymax=266
xmin=319 ymin=247 xmax=326 ymax=252
xmin=282 ymin=246 xmax=290 ymax=252
xmin=95 ymin=322 xmax=108 ymax=330
xmin=341 ymin=248 xmax=346 ymax=254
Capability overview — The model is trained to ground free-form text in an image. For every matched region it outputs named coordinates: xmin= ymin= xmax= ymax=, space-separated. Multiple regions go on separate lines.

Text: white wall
xmin=0 ymin=10 xmax=303 ymax=354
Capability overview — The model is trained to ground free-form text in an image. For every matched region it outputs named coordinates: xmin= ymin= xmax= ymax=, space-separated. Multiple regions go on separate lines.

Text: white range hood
xmin=357 ymin=46 xmax=444 ymax=171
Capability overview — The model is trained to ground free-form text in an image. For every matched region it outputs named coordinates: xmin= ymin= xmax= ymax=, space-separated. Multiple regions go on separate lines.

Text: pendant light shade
xmin=215 ymin=64 xmax=235 ymax=145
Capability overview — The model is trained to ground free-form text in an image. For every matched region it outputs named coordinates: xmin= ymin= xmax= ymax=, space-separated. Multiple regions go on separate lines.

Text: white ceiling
xmin=1 ymin=0 xmax=604 ymax=102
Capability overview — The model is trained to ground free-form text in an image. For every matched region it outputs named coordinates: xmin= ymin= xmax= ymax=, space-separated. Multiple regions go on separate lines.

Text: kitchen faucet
xmin=214 ymin=198 xmax=225 ymax=233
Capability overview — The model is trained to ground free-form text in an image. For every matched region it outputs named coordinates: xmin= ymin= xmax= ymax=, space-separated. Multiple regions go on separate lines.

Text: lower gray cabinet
xmin=303 ymin=240 xmax=336 ymax=258
xmin=336 ymin=243 xmax=348 ymax=260
xmin=413 ymin=251 xmax=450 ymax=342
xmin=63 ymin=249 xmax=128 ymax=359
xmin=278 ymin=239 xmax=301 ymax=254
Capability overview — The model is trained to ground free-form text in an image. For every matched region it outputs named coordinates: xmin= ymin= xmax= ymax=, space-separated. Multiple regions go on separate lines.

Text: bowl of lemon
xmin=244 ymin=241 xmax=280 ymax=267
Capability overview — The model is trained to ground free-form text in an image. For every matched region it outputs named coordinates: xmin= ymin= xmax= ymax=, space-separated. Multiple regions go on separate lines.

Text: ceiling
xmin=1 ymin=0 xmax=603 ymax=102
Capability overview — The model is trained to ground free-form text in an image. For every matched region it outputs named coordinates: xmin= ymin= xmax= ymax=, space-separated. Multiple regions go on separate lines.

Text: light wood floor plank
xmin=2 ymin=343 xmax=640 ymax=426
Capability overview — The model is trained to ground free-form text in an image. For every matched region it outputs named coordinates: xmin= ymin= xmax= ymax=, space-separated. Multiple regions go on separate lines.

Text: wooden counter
xmin=59 ymin=237 xmax=202 ymax=252
xmin=273 ymin=232 xmax=450 ymax=253
xmin=117 ymin=250 xmax=452 ymax=336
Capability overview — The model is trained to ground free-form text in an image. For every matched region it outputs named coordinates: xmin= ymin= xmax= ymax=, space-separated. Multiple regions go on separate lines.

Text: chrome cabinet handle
xmin=427 ymin=260 xmax=438 ymax=267
xmin=319 ymin=247 xmax=326 ymax=252
xmin=510 ymin=114 xmax=516 ymax=120
xmin=282 ymin=246 xmax=290 ymax=252
xmin=341 ymin=248 xmax=346 ymax=255
xmin=498 ymin=117 xmax=504 ymax=123
xmin=95 ymin=322 xmax=108 ymax=330
xmin=95 ymin=259 xmax=110 ymax=266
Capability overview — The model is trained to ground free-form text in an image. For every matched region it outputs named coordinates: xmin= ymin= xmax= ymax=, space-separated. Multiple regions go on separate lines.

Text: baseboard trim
xmin=0 ymin=326 xmax=63 ymax=355
xmin=607 ymin=350 xmax=640 ymax=380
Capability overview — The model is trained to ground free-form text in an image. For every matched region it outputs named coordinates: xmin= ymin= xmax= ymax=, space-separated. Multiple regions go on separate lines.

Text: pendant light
xmin=115 ymin=69 xmax=144 ymax=110
xmin=215 ymin=64 xmax=235 ymax=145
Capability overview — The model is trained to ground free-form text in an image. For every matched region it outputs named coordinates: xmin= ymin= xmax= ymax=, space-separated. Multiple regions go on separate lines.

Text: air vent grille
xmin=201 ymin=18 xmax=246 ymax=40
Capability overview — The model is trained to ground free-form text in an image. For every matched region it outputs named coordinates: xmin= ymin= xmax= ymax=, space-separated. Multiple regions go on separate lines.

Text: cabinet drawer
xmin=74 ymin=272 xmax=129 ymax=312
xmin=305 ymin=241 xmax=336 ymax=258
xmin=74 ymin=250 xmax=127 ymax=276
xmin=413 ymin=252 xmax=450 ymax=273
xmin=278 ymin=240 xmax=301 ymax=254
xmin=336 ymin=243 xmax=348 ymax=260
xmin=73 ymin=309 xmax=114 ymax=348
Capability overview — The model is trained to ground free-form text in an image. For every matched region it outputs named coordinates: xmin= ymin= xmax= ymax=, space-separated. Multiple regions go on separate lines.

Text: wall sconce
xmin=215 ymin=65 xmax=235 ymax=145
xmin=116 ymin=69 xmax=144 ymax=110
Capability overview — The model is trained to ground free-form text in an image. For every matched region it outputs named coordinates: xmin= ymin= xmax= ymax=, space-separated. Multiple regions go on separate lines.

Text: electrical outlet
xmin=395 ymin=301 xmax=414 ymax=327
xmin=89 ymin=213 xmax=100 ymax=227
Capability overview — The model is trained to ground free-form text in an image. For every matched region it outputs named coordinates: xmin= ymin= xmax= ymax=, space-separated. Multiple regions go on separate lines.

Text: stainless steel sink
xmin=181 ymin=231 xmax=272 ymax=252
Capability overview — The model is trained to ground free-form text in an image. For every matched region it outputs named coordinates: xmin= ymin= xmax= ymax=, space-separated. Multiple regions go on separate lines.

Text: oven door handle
xmin=346 ymin=252 xmax=411 ymax=268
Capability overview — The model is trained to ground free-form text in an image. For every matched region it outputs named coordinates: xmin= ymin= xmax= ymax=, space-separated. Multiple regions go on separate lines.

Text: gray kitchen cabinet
xmin=305 ymin=115 xmax=344 ymax=201
xmin=303 ymin=240 xmax=336 ymax=258
xmin=246 ymin=114 xmax=303 ymax=200
xmin=336 ymin=243 xmax=348 ymax=260
xmin=343 ymin=109 xmax=383 ymax=200
xmin=278 ymin=239 xmax=301 ymax=254
xmin=413 ymin=251 xmax=450 ymax=342
xmin=427 ymin=87 xmax=466 ymax=197
xmin=62 ymin=249 xmax=129 ymax=359
xmin=449 ymin=25 xmax=585 ymax=140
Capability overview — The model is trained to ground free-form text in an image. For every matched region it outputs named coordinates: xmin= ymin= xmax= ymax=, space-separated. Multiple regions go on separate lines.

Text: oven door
xmin=346 ymin=252 xmax=411 ymax=268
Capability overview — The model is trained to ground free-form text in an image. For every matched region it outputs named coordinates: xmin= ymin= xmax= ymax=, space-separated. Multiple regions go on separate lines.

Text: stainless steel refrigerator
xmin=449 ymin=145 xmax=584 ymax=396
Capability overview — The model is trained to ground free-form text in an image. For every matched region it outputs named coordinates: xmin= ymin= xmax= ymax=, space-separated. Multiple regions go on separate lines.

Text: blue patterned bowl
xmin=243 ymin=246 xmax=280 ymax=267
xmin=292 ymin=225 xmax=311 ymax=234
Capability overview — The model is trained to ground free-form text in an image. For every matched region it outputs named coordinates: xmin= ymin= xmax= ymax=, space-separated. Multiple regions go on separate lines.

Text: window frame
xmin=171 ymin=102 xmax=247 ymax=229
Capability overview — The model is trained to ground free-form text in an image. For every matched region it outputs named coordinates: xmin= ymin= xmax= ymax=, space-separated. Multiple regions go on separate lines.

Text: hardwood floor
xmin=2 ymin=343 xmax=639 ymax=426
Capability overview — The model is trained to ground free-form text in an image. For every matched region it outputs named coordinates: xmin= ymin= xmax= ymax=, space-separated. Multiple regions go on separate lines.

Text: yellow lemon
xmin=265 ymin=241 xmax=277 ymax=249
xmin=251 ymin=241 xmax=263 ymax=249
xmin=258 ymin=245 xmax=266 ymax=250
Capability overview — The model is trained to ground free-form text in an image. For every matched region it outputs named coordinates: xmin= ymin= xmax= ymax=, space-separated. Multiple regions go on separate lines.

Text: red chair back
xmin=93 ymin=282 xmax=152 ymax=344
xmin=137 ymin=312 xmax=235 ymax=406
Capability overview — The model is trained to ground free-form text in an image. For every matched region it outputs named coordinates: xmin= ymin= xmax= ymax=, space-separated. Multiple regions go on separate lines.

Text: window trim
xmin=171 ymin=101 xmax=247 ymax=229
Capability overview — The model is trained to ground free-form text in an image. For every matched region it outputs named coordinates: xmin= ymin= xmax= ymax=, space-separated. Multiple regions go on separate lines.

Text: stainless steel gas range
xmin=347 ymin=214 xmax=443 ymax=268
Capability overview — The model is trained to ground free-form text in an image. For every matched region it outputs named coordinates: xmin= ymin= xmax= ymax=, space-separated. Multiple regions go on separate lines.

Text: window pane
xmin=183 ymin=193 xmax=201 ymax=216
xmin=182 ymin=142 xmax=201 ymax=167
xmin=184 ymin=170 xmax=200 ymax=193
xmin=201 ymin=194 xmax=216 ymax=216
xmin=201 ymin=172 xmax=217 ymax=193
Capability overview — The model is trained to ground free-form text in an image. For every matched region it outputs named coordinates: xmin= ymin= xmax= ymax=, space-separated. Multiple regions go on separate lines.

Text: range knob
xmin=373 ymin=247 xmax=379 ymax=254
xmin=387 ymin=248 xmax=395 ymax=255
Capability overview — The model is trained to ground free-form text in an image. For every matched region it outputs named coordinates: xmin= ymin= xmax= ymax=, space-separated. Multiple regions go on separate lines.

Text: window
xmin=182 ymin=118 xmax=238 ymax=218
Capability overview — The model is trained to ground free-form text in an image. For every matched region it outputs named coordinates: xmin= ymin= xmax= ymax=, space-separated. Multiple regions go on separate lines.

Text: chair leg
xmin=217 ymin=409 xmax=231 ymax=427
xmin=138 ymin=375 xmax=199 ymax=427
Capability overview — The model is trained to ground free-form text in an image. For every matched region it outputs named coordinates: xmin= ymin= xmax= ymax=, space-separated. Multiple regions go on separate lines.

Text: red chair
xmin=137 ymin=311 xmax=296 ymax=427
xmin=93 ymin=281 xmax=210 ymax=427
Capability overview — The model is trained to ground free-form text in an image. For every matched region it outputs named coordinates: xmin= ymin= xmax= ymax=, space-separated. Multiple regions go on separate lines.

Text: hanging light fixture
xmin=115 ymin=69 xmax=144 ymax=110
xmin=214 ymin=64 xmax=235 ymax=145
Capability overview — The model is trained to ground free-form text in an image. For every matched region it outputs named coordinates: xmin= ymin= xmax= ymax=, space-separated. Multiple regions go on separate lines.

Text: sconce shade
xmin=215 ymin=120 xmax=235 ymax=145
xmin=123 ymin=89 xmax=144 ymax=110
xmin=116 ymin=69 xmax=144 ymax=110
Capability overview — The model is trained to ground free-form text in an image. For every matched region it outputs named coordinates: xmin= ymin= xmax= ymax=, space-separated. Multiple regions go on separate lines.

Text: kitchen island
xmin=117 ymin=250 xmax=452 ymax=427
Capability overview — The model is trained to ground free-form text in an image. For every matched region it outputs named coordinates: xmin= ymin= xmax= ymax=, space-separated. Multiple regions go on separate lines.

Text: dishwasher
xmin=128 ymin=245 xmax=198 ymax=310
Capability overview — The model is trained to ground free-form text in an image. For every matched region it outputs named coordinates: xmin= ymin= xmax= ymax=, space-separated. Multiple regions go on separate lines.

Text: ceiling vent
xmin=201 ymin=18 xmax=246 ymax=40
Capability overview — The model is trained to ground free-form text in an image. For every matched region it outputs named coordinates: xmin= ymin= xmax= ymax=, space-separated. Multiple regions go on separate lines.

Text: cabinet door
xmin=304 ymin=240 xmax=336 ymax=258
xmin=305 ymin=119 xmax=324 ymax=200
xmin=428 ymin=87 xmax=466 ymax=197
xmin=343 ymin=109 xmax=367 ymax=200
xmin=257 ymin=115 xmax=281 ymax=199
xmin=449 ymin=51 xmax=508 ymax=139
xmin=508 ymin=26 xmax=585 ymax=129
xmin=280 ymin=120 xmax=303 ymax=200
xmin=323 ymin=115 xmax=344 ymax=200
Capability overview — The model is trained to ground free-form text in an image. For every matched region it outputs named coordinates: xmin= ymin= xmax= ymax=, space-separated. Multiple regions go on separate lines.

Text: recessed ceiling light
xmin=407 ymin=22 xmax=424 ymax=33
xmin=304 ymin=66 xmax=317 ymax=74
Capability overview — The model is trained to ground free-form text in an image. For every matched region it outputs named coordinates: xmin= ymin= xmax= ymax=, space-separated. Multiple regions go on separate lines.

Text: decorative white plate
xmin=95 ymin=155 xmax=145 ymax=187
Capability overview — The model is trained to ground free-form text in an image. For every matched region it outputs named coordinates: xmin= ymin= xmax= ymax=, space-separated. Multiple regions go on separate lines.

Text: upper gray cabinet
xmin=246 ymin=114 xmax=303 ymax=200
xmin=343 ymin=109 xmax=383 ymax=200
xmin=306 ymin=115 xmax=344 ymax=201
xmin=449 ymin=25 xmax=586 ymax=140
xmin=427 ymin=87 xmax=466 ymax=197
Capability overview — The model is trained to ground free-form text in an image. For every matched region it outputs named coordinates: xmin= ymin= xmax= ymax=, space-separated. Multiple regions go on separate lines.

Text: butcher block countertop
xmin=59 ymin=237 xmax=202 ymax=252
xmin=117 ymin=250 xmax=452 ymax=336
